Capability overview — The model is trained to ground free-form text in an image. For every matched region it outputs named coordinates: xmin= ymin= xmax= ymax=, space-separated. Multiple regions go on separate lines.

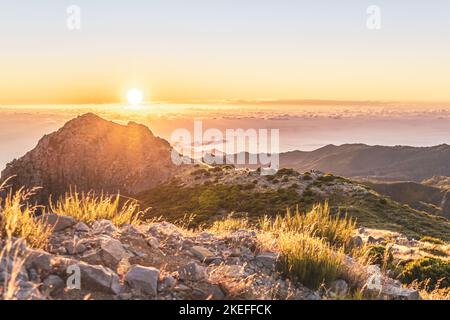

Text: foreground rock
xmin=125 ymin=265 xmax=160 ymax=296
xmin=0 ymin=216 xmax=428 ymax=301
xmin=77 ymin=263 xmax=122 ymax=295
xmin=42 ymin=214 xmax=77 ymax=232
xmin=363 ymin=265 xmax=420 ymax=300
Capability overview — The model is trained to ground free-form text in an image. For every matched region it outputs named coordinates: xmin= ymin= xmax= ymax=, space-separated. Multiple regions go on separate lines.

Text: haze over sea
xmin=1 ymin=102 xmax=450 ymax=171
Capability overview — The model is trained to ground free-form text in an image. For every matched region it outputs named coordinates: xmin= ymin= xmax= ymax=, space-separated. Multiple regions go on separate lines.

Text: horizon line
xmin=1 ymin=98 xmax=450 ymax=107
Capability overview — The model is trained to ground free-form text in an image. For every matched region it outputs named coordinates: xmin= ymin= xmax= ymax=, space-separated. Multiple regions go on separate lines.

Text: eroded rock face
xmin=1 ymin=113 xmax=179 ymax=201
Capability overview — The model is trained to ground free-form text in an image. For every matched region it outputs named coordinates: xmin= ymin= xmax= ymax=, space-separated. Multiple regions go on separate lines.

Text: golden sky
xmin=1 ymin=1 xmax=449 ymax=105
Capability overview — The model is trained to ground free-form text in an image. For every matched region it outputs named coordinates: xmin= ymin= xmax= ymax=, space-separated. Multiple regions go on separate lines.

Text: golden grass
xmin=277 ymin=232 xmax=344 ymax=289
xmin=259 ymin=202 xmax=356 ymax=249
xmin=209 ymin=215 xmax=250 ymax=233
xmin=203 ymin=203 xmax=360 ymax=290
xmin=409 ymin=279 xmax=450 ymax=300
xmin=50 ymin=191 xmax=144 ymax=227
xmin=0 ymin=184 xmax=52 ymax=249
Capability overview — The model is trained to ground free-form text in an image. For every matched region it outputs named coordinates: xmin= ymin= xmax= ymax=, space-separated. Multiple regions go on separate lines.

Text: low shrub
xmin=420 ymin=236 xmax=445 ymax=245
xmin=400 ymin=257 xmax=450 ymax=290
xmin=366 ymin=245 xmax=394 ymax=267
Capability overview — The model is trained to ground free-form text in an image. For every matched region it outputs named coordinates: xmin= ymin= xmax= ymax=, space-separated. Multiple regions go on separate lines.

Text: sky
xmin=0 ymin=0 xmax=450 ymax=104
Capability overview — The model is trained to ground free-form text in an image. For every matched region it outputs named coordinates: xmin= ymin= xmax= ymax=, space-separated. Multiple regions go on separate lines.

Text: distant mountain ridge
xmin=279 ymin=143 xmax=450 ymax=181
xmin=1 ymin=113 xmax=179 ymax=200
xmin=225 ymin=143 xmax=450 ymax=182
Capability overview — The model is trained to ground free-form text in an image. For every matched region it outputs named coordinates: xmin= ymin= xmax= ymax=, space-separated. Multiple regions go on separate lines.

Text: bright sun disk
xmin=127 ymin=88 xmax=143 ymax=105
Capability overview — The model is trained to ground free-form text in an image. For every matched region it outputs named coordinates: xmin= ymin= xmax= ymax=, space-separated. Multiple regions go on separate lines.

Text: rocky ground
xmin=0 ymin=213 xmax=423 ymax=300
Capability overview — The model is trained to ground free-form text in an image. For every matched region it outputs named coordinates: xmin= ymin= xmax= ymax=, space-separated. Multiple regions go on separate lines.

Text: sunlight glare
xmin=127 ymin=88 xmax=143 ymax=105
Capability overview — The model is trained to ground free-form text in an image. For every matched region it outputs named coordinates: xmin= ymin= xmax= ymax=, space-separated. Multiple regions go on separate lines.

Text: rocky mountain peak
xmin=1 ymin=113 xmax=179 ymax=200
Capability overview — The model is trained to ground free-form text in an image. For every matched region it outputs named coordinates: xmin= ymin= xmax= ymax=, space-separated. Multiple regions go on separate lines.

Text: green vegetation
xmin=276 ymin=168 xmax=298 ymax=177
xmin=332 ymin=192 xmax=450 ymax=241
xmin=400 ymin=258 xmax=450 ymax=290
xmin=420 ymin=236 xmax=446 ymax=245
xmin=138 ymin=173 xmax=450 ymax=241
xmin=139 ymin=182 xmax=302 ymax=225
xmin=422 ymin=247 xmax=448 ymax=257
xmin=366 ymin=245 xmax=394 ymax=267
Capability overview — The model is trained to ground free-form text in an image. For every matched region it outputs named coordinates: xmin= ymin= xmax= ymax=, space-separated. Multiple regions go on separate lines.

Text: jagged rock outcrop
xmin=1 ymin=113 xmax=179 ymax=201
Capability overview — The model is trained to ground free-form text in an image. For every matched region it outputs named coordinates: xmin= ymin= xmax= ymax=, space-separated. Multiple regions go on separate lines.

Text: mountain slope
xmin=1 ymin=113 xmax=178 ymax=200
xmin=279 ymin=144 xmax=450 ymax=181
xmin=362 ymin=181 xmax=450 ymax=219
xmin=138 ymin=166 xmax=450 ymax=241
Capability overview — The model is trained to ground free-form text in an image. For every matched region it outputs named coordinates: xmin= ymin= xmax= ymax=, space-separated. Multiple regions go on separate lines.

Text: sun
xmin=127 ymin=88 xmax=143 ymax=105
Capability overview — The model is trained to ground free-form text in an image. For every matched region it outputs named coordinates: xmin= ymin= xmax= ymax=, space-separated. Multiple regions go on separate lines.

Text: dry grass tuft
xmin=277 ymin=232 xmax=344 ymax=289
xmin=50 ymin=191 xmax=144 ymax=227
xmin=259 ymin=202 xmax=356 ymax=249
xmin=0 ymin=182 xmax=52 ymax=249
xmin=409 ymin=279 xmax=450 ymax=300
xmin=209 ymin=215 xmax=250 ymax=234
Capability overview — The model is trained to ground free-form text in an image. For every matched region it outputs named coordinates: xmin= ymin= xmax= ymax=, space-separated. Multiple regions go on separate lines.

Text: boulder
xmin=367 ymin=236 xmax=377 ymax=244
xmin=78 ymin=263 xmax=121 ymax=294
xmin=146 ymin=236 xmax=160 ymax=249
xmin=80 ymin=250 xmax=103 ymax=266
xmin=92 ymin=220 xmax=117 ymax=235
xmin=74 ymin=222 xmax=90 ymax=233
xmin=0 ymin=257 xmax=28 ymax=283
xmin=328 ymin=279 xmax=349 ymax=297
xmin=14 ymin=280 xmax=44 ymax=300
xmin=42 ymin=275 xmax=65 ymax=296
xmin=208 ymin=284 xmax=226 ymax=300
xmin=63 ymin=241 xmax=87 ymax=255
xmin=25 ymin=249 xmax=53 ymax=272
xmin=190 ymin=246 xmax=215 ymax=263
xmin=158 ymin=275 xmax=176 ymax=292
xmin=179 ymin=262 xmax=207 ymax=281
xmin=148 ymin=222 xmax=183 ymax=239
xmin=255 ymin=252 xmax=279 ymax=269
xmin=41 ymin=214 xmax=76 ymax=232
xmin=363 ymin=265 xmax=421 ymax=300
xmin=350 ymin=236 xmax=364 ymax=248
xmin=181 ymin=239 xmax=194 ymax=249
xmin=125 ymin=265 xmax=160 ymax=296
xmin=99 ymin=238 xmax=131 ymax=268
xmin=121 ymin=224 xmax=145 ymax=238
